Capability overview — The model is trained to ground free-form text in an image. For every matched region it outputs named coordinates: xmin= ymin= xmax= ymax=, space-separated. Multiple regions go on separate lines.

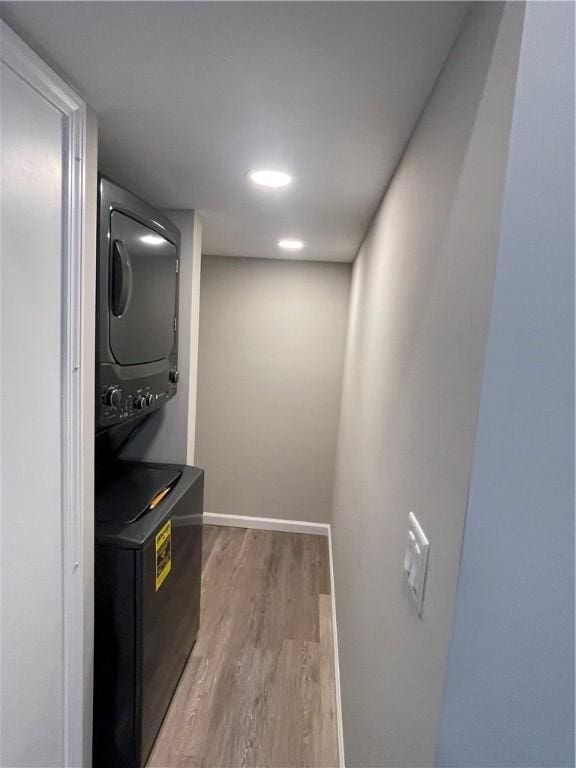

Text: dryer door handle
xmin=111 ymin=239 xmax=133 ymax=317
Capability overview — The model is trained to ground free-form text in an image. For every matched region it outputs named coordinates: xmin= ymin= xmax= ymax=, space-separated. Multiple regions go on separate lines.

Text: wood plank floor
xmin=148 ymin=525 xmax=339 ymax=768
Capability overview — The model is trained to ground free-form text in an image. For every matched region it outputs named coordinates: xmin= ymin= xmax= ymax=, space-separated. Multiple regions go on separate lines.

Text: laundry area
xmin=0 ymin=3 xmax=574 ymax=768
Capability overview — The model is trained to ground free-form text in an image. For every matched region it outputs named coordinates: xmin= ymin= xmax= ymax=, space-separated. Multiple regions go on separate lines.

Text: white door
xmin=0 ymin=22 xmax=95 ymax=767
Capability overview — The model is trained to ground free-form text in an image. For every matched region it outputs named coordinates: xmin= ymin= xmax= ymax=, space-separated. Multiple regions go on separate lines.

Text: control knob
xmin=134 ymin=395 xmax=147 ymax=410
xmin=145 ymin=393 xmax=154 ymax=408
xmin=104 ymin=386 xmax=122 ymax=408
xmin=169 ymin=369 xmax=179 ymax=384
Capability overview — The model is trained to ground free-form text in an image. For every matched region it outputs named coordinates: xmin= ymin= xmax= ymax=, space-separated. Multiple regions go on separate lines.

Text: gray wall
xmin=196 ymin=255 xmax=350 ymax=524
xmin=330 ymin=4 xmax=525 ymax=766
xmin=437 ymin=3 xmax=575 ymax=766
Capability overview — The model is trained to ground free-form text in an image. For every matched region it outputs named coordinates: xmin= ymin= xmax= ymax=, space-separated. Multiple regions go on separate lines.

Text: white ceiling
xmin=1 ymin=2 xmax=468 ymax=262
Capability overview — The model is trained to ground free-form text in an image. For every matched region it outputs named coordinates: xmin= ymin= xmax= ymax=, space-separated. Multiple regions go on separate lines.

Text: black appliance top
xmin=95 ymin=462 xmax=203 ymax=549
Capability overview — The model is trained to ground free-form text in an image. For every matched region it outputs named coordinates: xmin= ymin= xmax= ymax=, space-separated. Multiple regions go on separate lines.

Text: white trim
xmin=204 ymin=511 xmax=330 ymax=537
xmin=0 ymin=22 xmax=83 ymax=113
xmin=61 ymin=97 xmax=88 ymax=768
xmin=204 ymin=511 xmax=345 ymax=765
xmin=1 ymin=21 xmax=91 ymax=768
xmin=328 ymin=526 xmax=346 ymax=767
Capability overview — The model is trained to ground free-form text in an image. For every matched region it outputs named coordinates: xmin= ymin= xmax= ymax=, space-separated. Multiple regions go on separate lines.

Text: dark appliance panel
xmin=109 ymin=211 xmax=177 ymax=366
xmin=96 ymin=177 xmax=180 ymax=434
xmin=93 ymin=463 xmax=204 ymax=768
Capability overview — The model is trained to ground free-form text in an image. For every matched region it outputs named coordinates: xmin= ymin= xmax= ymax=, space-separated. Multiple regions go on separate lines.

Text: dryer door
xmin=109 ymin=210 xmax=177 ymax=365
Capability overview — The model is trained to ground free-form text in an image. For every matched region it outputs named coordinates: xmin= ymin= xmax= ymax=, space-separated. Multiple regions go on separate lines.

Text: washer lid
xmin=95 ymin=463 xmax=181 ymax=523
xmin=95 ymin=463 xmax=203 ymax=549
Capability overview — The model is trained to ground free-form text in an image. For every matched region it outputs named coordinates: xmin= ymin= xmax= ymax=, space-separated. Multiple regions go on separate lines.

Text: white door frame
xmin=1 ymin=21 xmax=94 ymax=766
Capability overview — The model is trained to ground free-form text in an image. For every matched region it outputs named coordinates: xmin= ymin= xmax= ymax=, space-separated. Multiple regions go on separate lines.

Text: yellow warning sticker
xmin=155 ymin=520 xmax=172 ymax=591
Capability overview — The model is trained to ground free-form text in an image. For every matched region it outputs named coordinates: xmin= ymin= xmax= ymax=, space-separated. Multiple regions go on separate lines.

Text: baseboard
xmin=204 ymin=510 xmax=345 ymax=766
xmin=203 ymin=511 xmax=330 ymax=537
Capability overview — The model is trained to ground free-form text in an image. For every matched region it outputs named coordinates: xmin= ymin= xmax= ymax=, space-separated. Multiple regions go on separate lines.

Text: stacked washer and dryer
xmin=93 ymin=178 xmax=204 ymax=768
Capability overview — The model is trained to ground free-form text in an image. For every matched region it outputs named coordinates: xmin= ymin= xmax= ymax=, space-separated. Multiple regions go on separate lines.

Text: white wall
xmin=437 ymin=3 xmax=575 ymax=765
xmin=330 ymin=4 xmax=525 ymax=766
xmin=1 ymin=51 xmax=66 ymax=768
xmin=0 ymin=23 xmax=96 ymax=767
xmin=123 ymin=210 xmax=202 ymax=465
xmin=196 ymin=255 xmax=351 ymax=524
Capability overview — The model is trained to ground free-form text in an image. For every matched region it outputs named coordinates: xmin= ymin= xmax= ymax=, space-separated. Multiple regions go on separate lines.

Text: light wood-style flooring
xmin=148 ymin=525 xmax=339 ymax=768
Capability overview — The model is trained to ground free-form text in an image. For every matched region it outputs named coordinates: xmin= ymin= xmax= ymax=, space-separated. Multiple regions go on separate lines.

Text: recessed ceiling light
xmin=248 ymin=169 xmax=292 ymax=188
xmin=277 ymin=238 xmax=304 ymax=251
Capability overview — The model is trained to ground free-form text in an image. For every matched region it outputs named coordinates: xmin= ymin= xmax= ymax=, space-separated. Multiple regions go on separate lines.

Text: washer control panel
xmin=100 ymin=385 xmax=167 ymax=422
xmin=97 ymin=367 xmax=179 ymax=430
